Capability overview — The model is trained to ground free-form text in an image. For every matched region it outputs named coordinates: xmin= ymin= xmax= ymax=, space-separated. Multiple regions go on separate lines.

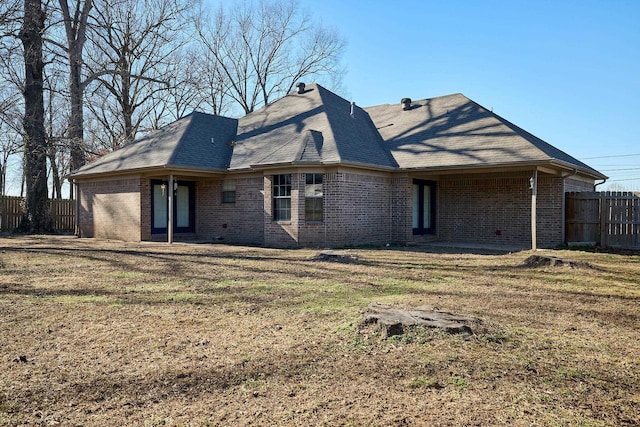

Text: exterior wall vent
xmin=401 ymin=98 xmax=412 ymax=110
xmin=296 ymin=82 xmax=306 ymax=94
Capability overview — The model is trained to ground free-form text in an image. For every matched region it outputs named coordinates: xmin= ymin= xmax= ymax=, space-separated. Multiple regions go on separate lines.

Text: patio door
xmin=151 ymin=180 xmax=195 ymax=234
xmin=412 ymin=180 xmax=436 ymax=235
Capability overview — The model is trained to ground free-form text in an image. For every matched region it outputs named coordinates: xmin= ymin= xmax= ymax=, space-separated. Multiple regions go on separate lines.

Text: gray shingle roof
xmin=70 ymin=85 xmax=604 ymax=181
xmin=365 ymin=94 xmax=605 ymax=178
xmin=229 ymin=84 xmax=398 ymax=170
xmin=69 ymin=112 xmax=237 ymax=177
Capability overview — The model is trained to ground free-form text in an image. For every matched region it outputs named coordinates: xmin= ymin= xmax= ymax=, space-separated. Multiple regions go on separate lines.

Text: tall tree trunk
xmin=48 ymin=147 xmax=62 ymax=199
xmin=61 ymin=1 xmax=91 ymax=168
xmin=0 ymin=162 xmax=5 ymax=196
xmin=19 ymin=0 xmax=53 ymax=232
xmin=60 ymin=0 xmax=93 ymax=199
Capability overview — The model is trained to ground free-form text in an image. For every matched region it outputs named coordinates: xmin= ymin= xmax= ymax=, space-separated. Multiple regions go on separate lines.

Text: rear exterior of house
xmin=71 ymin=84 xmax=605 ymax=249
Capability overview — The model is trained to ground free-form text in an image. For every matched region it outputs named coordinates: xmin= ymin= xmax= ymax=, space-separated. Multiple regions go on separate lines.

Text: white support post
xmin=168 ymin=174 xmax=174 ymax=244
xmin=531 ymin=169 xmax=538 ymax=250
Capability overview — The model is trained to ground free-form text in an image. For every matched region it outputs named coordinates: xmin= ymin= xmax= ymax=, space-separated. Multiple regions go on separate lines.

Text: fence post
xmin=599 ymin=192 xmax=607 ymax=247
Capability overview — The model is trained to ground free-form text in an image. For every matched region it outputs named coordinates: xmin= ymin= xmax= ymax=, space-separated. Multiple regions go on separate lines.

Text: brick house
xmin=69 ymin=83 xmax=605 ymax=249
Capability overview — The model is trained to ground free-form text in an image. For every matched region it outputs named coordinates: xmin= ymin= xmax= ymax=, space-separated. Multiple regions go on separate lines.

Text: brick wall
xmin=140 ymin=178 xmax=151 ymax=240
xmin=77 ymin=177 xmax=142 ymax=241
xmin=76 ymin=169 xmax=585 ymax=248
xmin=564 ymin=177 xmax=594 ymax=192
xmin=537 ymin=175 xmax=564 ymax=247
xmin=437 ymin=172 xmax=566 ymax=248
xmin=318 ymin=171 xmax=393 ymax=247
xmin=196 ymin=176 xmax=265 ymax=245
xmin=390 ymin=175 xmax=412 ymax=245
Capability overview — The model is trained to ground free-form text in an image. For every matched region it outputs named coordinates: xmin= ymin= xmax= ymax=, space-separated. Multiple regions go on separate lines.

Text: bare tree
xmin=86 ymin=0 xmax=195 ymax=148
xmin=0 ymin=1 xmax=21 ymax=31
xmin=0 ymin=95 xmax=23 ymax=196
xmin=57 ymin=0 xmax=91 ymax=173
xmin=1 ymin=6 xmax=26 ymax=200
xmin=147 ymin=47 xmax=204 ymax=126
xmin=193 ymin=41 xmax=232 ymax=116
xmin=0 ymin=1 xmax=24 ymax=196
xmin=19 ymin=0 xmax=54 ymax=232
xmin=197 ymin=0 xmax=345 ymax=114
xmin=42 ymin=68 xmax=70 ymax=199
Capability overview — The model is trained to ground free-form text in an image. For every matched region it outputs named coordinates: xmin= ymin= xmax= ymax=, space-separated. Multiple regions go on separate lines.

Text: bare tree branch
xmin=195 ymin=0 xmax=345 ymax=115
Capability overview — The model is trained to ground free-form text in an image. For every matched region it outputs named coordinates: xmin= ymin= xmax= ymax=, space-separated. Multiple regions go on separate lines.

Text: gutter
xmin=244 ymin=159 xmax=398 ymax=173
xmin=400 ymin=159 xmax=607 ymax=180
xmin=67 ymin=164 xmax=229 ymax=181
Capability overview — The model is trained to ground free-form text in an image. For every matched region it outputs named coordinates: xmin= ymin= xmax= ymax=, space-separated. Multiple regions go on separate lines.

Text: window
xmin=305 ymin=173 xmax=323 ymax=222
xmin=222 ymin=179 xmax=236 ymax=203
xmin=273 ymin=174 xmax=292 ymax=221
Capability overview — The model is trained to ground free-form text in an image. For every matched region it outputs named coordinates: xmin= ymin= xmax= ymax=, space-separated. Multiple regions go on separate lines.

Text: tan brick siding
xmin=437 ymin=172 xmax=565 ymax=248
xmin=391 ymin=175 xmax=412 ymax=245
xmin=140 ymin=178 xmax=151 ymax=240
xmin=77 ymin=169 xmax=587 ymax=249
xmin=196 ymin=176 xmax=264 ymax=245
xmin=77 ymin=178 xmax=142 ymax=241
xmin=316 ymin=172 xmax=393 ymax=247
xmin=564 ymin=177 xmax=594 ymax=192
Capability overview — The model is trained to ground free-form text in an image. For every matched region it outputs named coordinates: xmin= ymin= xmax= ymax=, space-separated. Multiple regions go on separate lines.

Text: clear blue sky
xmin=302 ymin=0 xmax=640 ymax=190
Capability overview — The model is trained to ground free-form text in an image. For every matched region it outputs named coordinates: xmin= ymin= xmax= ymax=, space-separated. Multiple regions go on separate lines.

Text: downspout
xmin=530 ymin=169 xmax=538 ymax=250
xmin=168 ymin=174 xmax=174 ymax=244
xmin=594 ymin=178 xmax=607 ymax=190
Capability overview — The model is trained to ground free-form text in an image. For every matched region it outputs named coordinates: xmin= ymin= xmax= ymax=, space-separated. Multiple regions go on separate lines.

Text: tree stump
xmin=522 ymin=255 xmax=590 ymax=269
xmin=312 ymin=250 xmax=359 ymax=262
xmin=363 ymin=303 xmax=480 ymax=338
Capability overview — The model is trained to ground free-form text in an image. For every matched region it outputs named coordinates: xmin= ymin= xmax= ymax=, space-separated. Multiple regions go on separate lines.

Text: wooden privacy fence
xmin=0 ymin=196 xmax=75 ymax=232
xmin=566 ymin=191 xmax=640 ymax=249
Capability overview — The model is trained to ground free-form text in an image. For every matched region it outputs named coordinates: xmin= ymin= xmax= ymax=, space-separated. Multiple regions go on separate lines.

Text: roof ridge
xmin=365 ymin=93 xmax=468 ymax=109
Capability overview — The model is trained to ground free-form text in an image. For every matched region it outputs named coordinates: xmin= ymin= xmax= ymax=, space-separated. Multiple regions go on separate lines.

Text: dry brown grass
xmin=0 ymin=236 xmax=638 ymax=426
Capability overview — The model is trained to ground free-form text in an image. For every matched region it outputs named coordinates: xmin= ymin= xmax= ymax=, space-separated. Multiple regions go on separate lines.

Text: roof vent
xmin=401 ymin=98 xmax=412 ymax=111
xmin=296 ymin=82 xmax=306 ymax=94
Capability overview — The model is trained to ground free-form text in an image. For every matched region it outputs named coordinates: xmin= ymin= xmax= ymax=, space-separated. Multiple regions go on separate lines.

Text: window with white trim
xmin=222 ymin=179 xmax=236 ymax=203
xmin=273 ymin=174 xmax=292 ymax=221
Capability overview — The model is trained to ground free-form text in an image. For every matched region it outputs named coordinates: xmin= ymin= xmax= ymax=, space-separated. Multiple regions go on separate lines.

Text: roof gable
xmin=229 ymin=84 xmax=397 ymax=170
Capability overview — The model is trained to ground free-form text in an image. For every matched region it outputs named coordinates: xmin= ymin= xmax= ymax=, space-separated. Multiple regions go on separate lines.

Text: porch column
xmin=168 ymin=174 xmax=174 ymax=244
xmin=531 ymin=169 xmax=538 ymax=250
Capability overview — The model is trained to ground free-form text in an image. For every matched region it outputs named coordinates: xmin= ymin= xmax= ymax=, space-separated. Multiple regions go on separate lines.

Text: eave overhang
xmin=67 ymin=164 xmax=229 ymax=181
xmin=398 ymin=159 xmax=607 ymax=180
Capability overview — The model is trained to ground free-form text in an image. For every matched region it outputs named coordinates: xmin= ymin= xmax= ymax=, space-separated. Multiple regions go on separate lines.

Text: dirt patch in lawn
xmin=0 ymin=236 xmax=639 ymax=426
xmin=521 ymin=254 xmax=594 ymax=269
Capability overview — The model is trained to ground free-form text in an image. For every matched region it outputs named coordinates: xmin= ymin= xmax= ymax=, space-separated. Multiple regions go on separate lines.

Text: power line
xmin=581 ymin=153 xmax=640 ymax=160
xmin=607 ymin=177 xmax=640 ymax=182
xmin=598 ymin=167 xmax=640 ymax=172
